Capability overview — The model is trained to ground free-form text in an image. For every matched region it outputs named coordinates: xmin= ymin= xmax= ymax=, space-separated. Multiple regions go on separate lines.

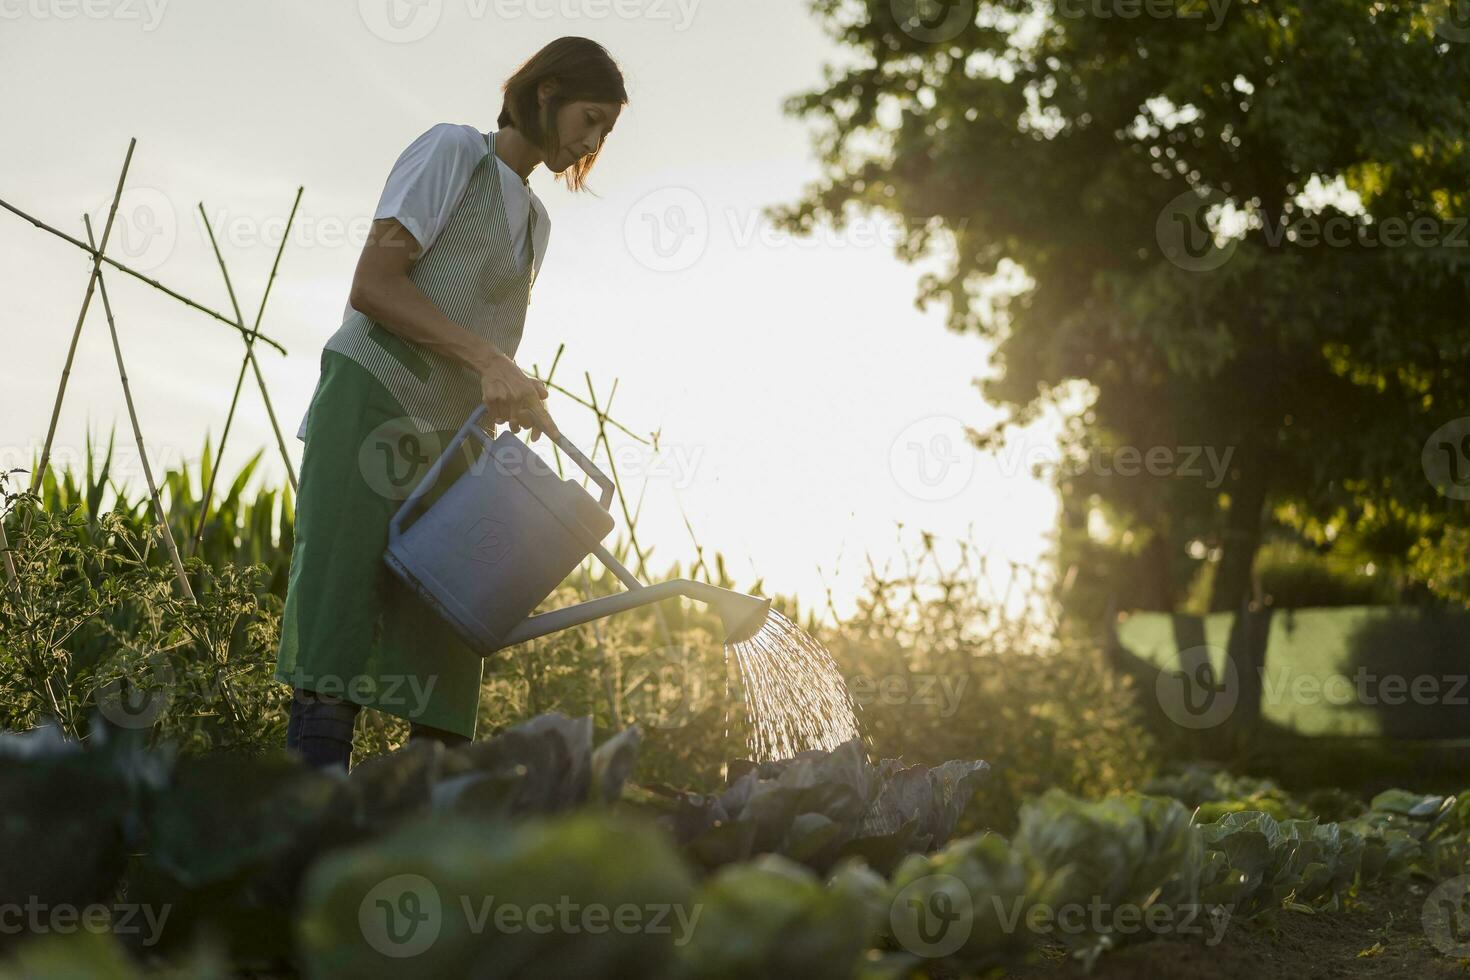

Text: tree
xmin=771 ymin=0 xmax=1470 ymax=612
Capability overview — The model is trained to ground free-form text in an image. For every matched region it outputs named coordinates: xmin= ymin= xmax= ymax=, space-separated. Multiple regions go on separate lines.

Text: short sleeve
xmin=373 ymin=123 xmax=483 ymax=255
xmin=531 ymin=194 xmax=550 ymax=275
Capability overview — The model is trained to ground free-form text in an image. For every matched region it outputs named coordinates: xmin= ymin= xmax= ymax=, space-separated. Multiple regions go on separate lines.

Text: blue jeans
xmin=285 ymin=688 xmax=469 ymax=770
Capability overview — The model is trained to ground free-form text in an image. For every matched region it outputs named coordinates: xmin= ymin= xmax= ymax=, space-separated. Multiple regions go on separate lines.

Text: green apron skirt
xmin=275 ymin=348 xmax=490 ymax=739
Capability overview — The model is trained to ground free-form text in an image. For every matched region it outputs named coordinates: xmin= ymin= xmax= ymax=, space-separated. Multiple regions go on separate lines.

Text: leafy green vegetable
xmin=0 ymin=929 xmax=231 ymax=980
xmin=1198 ymin=811 xmax=1364 ymax=915
xmin=675 ymin=854 xmax=876 ymax=980
xmin=0 ymin=719 xmax=166 ymax=916
xmin=884 ymin=831 xmax=1037 ymax=973
xmin=1015 ymin=791 xmax=1202 ymax=963
xmin=298 ymin=812 xmax=697 ymax=980
xmin=641 ymin=738 xmax=988 ymax=874
xmin=1144 ymin=765 xmax=1306 ymax=824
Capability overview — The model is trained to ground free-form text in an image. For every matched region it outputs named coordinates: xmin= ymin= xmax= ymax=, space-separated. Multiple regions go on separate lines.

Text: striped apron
xmin=324 ymin=129 xmax=537 ymax=431
xmin=274 ymin=129 xmax=537 ymax=739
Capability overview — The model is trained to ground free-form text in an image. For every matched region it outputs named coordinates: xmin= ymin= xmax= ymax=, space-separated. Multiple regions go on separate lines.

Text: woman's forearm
xmin=350 ymin=272 xmax=507 ymax=374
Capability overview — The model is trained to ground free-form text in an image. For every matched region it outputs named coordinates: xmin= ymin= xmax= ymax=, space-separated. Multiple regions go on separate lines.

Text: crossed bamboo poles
xmin=0 ymin=138 xmax=298 ymax=600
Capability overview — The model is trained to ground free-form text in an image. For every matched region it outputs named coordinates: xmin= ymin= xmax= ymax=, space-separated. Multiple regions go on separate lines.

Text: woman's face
xmin=546 ymin=99 xmax=621 ymax=172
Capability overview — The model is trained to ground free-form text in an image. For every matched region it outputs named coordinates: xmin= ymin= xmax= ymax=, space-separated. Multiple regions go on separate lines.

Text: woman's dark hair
xmin=497 ymin=37 xmax=627 ymax=193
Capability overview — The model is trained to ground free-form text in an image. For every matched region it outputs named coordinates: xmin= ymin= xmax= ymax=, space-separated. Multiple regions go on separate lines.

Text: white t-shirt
xmin=297 ymin=124 xmax=550 ymax=441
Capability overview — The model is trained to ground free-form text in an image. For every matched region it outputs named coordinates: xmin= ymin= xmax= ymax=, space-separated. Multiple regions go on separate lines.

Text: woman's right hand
xmin=478 ymin=353 xmax=558 ymax=442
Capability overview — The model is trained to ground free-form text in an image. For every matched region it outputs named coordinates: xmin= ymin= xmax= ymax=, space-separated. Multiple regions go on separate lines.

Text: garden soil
xmin=1005 ymin=879 xmax=1469 ymax=979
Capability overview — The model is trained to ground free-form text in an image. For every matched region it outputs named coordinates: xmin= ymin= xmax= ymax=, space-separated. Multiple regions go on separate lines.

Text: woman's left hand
xmin=508 ymin=398 xmax=560 ymax=443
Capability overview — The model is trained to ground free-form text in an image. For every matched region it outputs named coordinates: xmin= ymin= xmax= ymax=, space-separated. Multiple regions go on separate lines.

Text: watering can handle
xmin=537 ymin=415 xmax=617 ymax=510
xmin=388 ymin=404 xmax=616 ymax=542
xmin=502 ymin=399 xmax=616 ymax=510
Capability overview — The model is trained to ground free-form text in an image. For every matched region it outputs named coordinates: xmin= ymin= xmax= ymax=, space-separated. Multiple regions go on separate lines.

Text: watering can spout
xmin=490 ymin=574 xmax=773 ymax=651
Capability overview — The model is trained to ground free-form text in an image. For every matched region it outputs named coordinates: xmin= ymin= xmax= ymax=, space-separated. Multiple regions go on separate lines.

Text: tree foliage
xmin=773 ymin=0 xmax=1470 ymax=609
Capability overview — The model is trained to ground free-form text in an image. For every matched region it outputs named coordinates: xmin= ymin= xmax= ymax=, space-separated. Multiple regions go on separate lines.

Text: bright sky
xmin=0 ymin=0 xmax=1064 ymax=625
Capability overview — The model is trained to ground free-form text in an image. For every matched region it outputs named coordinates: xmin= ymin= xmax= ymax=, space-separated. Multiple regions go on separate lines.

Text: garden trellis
xmin=0 ymin=136 xmax=674 ymax=639
xmin=0 ymin=138 xmax=297 ymax=601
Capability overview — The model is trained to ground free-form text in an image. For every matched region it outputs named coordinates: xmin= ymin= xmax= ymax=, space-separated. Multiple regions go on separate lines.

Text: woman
xmin=276 ymin=37 xmax=626 ymax=770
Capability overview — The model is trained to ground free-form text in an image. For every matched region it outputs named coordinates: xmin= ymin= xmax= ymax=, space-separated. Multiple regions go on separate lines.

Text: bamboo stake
xmin=674 ymin=496 xmax=712 ymax=584
xmin=84 ymin=215 xmax=196 ymax=604
xmin=191 ymin=214 xmax=253 ymax=547
xmin=0 ymin=510 xmax=18 ymax=597
xmin=190 ymin=189 xmax=304 ymax=553
xmin=534 ymin=350 xmax=624 ymax=725
xmin=585 ymin=375 xmax=650 ymax=575
xmin=540 ymin=376 xmax=650 ymax=444
xmin=583 ymin=374 xmax=677 ymax=655
xmin=569 ymin=377 xmax=637 ymax=726
xmin=199 ymin=198 xmax=300 ymax=490
xmin=30 ymin=140 xmax=136 ymax=500
xmin=630 ymin=464 xmax=652 ymax=530
xmin=529 ymin=343 xmax=569 ymax=471
xmin=0 ymin=194 xmax=288 ymax=355
xmin=191 ymin=357 xmax=251 ymax=557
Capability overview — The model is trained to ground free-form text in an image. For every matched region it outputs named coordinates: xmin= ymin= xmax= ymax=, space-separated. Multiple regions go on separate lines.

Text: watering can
xmin=384 ymin=403 xmax=772 ymax=654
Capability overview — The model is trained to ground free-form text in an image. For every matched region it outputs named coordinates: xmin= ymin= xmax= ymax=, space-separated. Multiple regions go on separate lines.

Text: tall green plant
xmin=0 ymin=470 xmax=286 ymax=752
xmin=17 ymin=425 xmax=295 ymax=600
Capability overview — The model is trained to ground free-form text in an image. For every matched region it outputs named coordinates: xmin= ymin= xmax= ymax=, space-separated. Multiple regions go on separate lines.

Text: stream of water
xmin=724 ymin=608 xmax=866 ymax=763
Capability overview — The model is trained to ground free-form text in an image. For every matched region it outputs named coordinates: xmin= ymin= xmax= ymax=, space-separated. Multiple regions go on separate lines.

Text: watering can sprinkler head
xmin=713 ymin=591 xmax=774 ymax=645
